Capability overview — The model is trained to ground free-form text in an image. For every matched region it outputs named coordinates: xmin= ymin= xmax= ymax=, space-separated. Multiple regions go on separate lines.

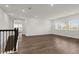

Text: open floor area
xmin=18 ymin=34 xmax=79 ymax=54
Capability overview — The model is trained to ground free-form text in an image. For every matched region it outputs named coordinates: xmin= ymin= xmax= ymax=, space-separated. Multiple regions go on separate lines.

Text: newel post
xmin=14 ymin=28 xmax=19 ymax=51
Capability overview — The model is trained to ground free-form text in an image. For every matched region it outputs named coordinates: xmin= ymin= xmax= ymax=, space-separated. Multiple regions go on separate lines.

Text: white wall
xmin=0 ymin=8 xmax=10 ymax=29
xmin=24 ymin=18 xmax=51 ymax=36
xmin=9 ymin=17 xmax=15 ymax=29
xmin=51 ymin=13 xmax=79 ymax=39
xmin=0 ymin=8 xmax=11 ymax=53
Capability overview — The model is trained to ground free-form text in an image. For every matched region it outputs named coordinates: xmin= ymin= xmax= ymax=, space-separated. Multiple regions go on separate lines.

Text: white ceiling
xmin=0 ymin=4 xmax=79 ymax=20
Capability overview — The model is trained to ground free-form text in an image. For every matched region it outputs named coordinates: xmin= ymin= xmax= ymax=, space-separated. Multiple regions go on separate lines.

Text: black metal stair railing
xmin=0 ymin=28 xmax=18 ymax=54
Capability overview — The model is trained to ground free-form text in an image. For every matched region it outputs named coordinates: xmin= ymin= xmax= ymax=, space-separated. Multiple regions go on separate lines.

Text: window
xmin=69 ymin=19 xmax=79 ymax=31
xmin=54 ymin=19 xmax=79 ymax=31
xmin=55 ymin=22 xmax=65 ymax=30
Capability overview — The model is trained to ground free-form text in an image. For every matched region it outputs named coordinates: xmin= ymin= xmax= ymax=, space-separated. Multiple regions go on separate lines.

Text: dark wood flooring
xmin=18 ymin=34 xmax=79 ymax=54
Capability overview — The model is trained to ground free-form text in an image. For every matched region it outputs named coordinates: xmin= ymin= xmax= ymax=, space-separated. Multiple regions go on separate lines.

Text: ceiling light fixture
xmin=5 ymin=5 xmax=9 ymax=7
xmin=35 ymin=16 xmax=38 ymax=18
xmin=22 ymin=9 xmax=25 ymax=12
xmin=50 ymin=4 xmax=54 ymax=7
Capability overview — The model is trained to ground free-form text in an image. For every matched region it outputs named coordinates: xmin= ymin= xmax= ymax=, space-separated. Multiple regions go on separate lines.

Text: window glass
xmin=69 ymin=19 xmax=79 ymax=31
xmin=54 ymin=19 xmax=79 ymax=31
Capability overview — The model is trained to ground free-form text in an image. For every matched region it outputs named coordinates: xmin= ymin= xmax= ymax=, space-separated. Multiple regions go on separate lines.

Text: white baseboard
xmin=1 ymin=51 xmax=17 ymax=54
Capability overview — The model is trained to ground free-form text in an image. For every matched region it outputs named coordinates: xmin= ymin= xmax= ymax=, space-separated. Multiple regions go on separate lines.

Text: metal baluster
xmin=3 ymin=31 xmax=4 ymax=53
xmin=0 ymin=31 xmax=1 ymax=53
xmin=6 ymin=31 xmax=7 ymax=53
xmin=14 ymin=28 xmax=16 ymax=51
xmin=9 ymin=31 xmax=10 ymax=53
xmin=12 ymin=31 xmax=14 ymax=51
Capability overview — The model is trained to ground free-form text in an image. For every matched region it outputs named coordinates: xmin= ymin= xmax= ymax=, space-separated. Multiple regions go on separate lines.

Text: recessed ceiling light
xmin=22 ymin=9 xmax=25 ymax=12
xmin=48 ymin=17 xmax=53 ymax=20
xmin=50 ymin=4 xmax=54 ymax=7
xmin=5 ymin=5 xmax=9 ymax=7
xmin=35 ymin=16 xmax=38 ymax=18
